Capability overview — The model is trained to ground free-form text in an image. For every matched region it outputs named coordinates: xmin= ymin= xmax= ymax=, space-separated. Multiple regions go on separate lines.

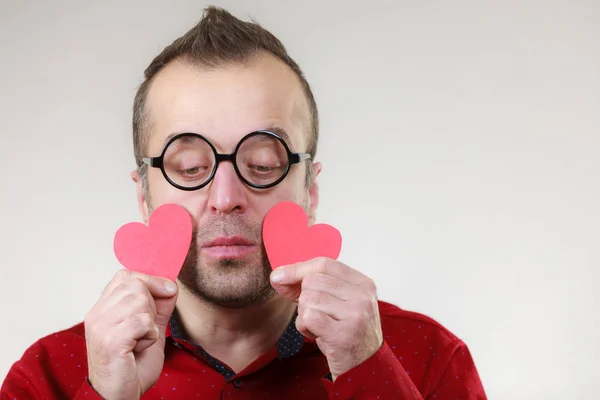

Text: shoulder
xmin=374 ymin=303 xmax=486 ymax=397
xmin=375 ymin=300 xmax=472 ymax=386
xmin=2 ymin=322 xmax=89 ymax=396
xmin=35 ymin=321 xmax=87 ymax=349
xmin=377 ymin=299 xmax=464 ymax=350
xmin=13 ymin=321 xmax=87 ymax=365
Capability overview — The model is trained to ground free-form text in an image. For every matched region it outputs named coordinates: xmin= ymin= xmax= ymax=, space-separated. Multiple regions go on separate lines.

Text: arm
xmin=2 ymin=270 xmax=178 ymax=400
xmin=321 ymin=340 xmax=423 ymax=399
xmin=269 ymin=258 xmax=486 ymax=400
xmin=1 ymin=341 xmax=104 ymax=400
xmin=320 ymin=340 xmax=487 ymax=400
xmin=425 ymin=342 xmax=486 ymax=399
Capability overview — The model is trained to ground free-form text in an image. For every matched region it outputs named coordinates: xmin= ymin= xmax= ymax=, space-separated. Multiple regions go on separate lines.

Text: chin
xmin=177 ymin=251 xmax=275 ymax=308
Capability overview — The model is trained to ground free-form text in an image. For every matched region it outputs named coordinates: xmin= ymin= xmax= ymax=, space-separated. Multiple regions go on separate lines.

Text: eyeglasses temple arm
xmin=290 ymin=153 xmax=311 ymax=164
xmin=142 ymin=157 xmax=163 ymax=168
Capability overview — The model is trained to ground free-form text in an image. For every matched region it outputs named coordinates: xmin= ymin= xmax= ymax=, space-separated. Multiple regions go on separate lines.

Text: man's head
xmin=130 ymin=6 xmax=321 ymax=309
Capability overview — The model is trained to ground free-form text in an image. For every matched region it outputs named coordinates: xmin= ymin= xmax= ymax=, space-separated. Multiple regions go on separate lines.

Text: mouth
xmin=201 ymin=236 xmax=258 ymax=259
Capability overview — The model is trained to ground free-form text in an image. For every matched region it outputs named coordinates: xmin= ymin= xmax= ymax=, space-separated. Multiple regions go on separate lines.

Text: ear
xmin=306 ymin=161 xmax=322 ymax=225
xmin=131 ymin=169 xmax=150 ymax=224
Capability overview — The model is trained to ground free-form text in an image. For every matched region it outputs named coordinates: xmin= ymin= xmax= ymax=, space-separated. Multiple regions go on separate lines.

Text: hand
xmin=84 ymin=269 xmax=179 ymax=400
xmin=270 ymin=257 xmax=383 ymax=381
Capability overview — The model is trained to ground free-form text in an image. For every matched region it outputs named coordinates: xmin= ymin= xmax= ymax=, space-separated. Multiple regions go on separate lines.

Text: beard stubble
xmin=177 ymin=213 xmax=277 ymax=309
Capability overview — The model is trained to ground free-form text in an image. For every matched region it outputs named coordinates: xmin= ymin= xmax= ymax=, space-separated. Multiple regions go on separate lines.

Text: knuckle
xmin=357 ymin=295 xmax=376 ymax=317
xmin=296 ymin=302 xmax=307 ymax=318
xmin=349 ymin=307 xmax=366 ymax=324
xmin=148 ymin=275 xmax=165 ymax=290
xmin=307 ymin=272 xmax=339 ymax=292
xmin=129 ymin=278 xmax=147 ymax=294
xmin=359 ymin=291 xmax=373 ymax=307
xmin=101 ymin=331 xmax=117 ymax=351
xmin=316 ymin=257 xmax=330 ymax=273
xmin=137 ymin=312 xmax=154 ymax=327
xmin=298 ymin=290 xmax=309 ymax=306
xmin=129 ymin=293 xmax=152 ymax=313
xmin=301 ymin=273 xmax=317 ymax=290
xmin=114 ymin=268 xmax=131 ymax=282
xmin=300 ymin=289 xmax=322 ymax=306
xmin=303 ymin=308 xmax=323 ymax=327
xmin=302 ymin=307 xmax=317 ymax=324
xmin=121 ymin=280 xmax=148 ymax=301
xmin=288 ymin=265 xmax=298 ymax=282
xmin=308 ymin=257 xmax=324 ymax=275
xmin=111 ymin=282 xmax=128 ymax=295
xmin=364 ymin=277 xmax=377 ymax=293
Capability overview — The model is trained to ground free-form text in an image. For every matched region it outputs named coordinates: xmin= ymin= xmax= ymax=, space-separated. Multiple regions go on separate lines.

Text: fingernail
xmin=164 ymin=280 xmax=178 ymax=294
xmin=270 ymin=269 xmax=285 ymax=283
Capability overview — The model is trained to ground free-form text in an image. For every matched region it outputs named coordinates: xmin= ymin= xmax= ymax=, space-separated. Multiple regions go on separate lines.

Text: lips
xmin=201 ymin=236 xmax=257 ymax=259
xmin=203 ymin=236 xmax=255 ymax=247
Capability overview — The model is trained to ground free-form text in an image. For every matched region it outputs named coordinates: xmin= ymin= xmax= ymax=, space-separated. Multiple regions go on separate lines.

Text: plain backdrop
xmin=0 ymin=1 xmax=598 ymax=399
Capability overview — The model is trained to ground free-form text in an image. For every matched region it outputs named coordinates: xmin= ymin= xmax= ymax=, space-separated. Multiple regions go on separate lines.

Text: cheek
xmin=255 ymin=173 xmax=308 ymax=210
xmin=288 ymin=167 xmax=310 ymax=196
xmin=147 ymin=170 xmax=207 ymax=209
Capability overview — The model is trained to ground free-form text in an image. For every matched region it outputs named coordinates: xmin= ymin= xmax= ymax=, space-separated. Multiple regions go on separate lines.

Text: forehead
xmin=144 ymin=53 xmax=309 ymax=155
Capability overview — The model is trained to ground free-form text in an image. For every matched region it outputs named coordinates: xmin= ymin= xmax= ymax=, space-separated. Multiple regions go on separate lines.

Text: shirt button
xmin=233 ymin=379 xmax=243 ymax=389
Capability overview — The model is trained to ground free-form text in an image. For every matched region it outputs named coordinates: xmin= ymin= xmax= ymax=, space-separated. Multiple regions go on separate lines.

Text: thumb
xmin=154 ymin=284 xmax=179 ymax=334
xmin=270 ymin=268 xmax=302 ymax=302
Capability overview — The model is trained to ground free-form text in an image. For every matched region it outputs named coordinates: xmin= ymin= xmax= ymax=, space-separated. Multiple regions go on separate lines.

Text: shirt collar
xmin=166 ymin=307 xmax=309 ymax=360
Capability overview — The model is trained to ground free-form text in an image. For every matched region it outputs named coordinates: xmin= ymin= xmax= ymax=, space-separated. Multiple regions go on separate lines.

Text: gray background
xmin=1 ymin=1 xmax=598 ymax=398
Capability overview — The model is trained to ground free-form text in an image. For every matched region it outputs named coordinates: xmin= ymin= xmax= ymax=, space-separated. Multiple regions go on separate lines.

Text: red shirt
xmin=1 ymin=300 xmax=487 ymax=399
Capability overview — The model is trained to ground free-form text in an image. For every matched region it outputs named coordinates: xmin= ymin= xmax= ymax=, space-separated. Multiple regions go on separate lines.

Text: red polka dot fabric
xmin=1 ymin=301 xmax=487 ymax=399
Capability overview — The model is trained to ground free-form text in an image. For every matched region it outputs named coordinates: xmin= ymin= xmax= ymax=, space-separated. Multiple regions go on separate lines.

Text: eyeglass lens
xmin=162 ymin=133 xmax=290 ymax=188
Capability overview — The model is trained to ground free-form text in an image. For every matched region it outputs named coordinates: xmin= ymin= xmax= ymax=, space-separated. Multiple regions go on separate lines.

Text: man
xmin=1 ymin=6 xmax=486 ymax=399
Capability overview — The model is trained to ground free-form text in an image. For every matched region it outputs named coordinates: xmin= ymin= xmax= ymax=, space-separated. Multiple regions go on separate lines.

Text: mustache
xmin=192 ymin=214 xmax=263 ymax=244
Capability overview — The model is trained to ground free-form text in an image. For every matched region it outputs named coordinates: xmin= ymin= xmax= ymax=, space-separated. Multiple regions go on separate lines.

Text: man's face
xmin=134 ymin=53 xmax=320 ymax=308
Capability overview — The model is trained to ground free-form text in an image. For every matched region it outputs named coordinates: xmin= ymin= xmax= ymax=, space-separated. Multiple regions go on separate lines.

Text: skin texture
xmin=84 ymin=52 xmax=383 ymax=399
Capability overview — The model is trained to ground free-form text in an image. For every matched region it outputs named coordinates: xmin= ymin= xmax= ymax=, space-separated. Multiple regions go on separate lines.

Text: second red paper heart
xmin=262 ymin=201 xmax=342 ymax=270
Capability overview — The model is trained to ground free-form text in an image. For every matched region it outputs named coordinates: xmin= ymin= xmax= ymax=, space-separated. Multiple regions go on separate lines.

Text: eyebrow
xmin=161 ymin=125 xmax=294 ymax=150
xmin=162 ymin=132 xmax=181 ymax=147
xmin=262 ymin=125 xmax=292 ymax=144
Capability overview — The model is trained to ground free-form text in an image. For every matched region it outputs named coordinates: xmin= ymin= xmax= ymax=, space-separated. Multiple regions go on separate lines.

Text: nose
xmin=206 ymin=161 xmax=248 ymax=215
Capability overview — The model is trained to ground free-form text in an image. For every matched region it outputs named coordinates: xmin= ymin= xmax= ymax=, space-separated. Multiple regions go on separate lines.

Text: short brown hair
xmin=132 ymin=6 xmax=319 ymax=188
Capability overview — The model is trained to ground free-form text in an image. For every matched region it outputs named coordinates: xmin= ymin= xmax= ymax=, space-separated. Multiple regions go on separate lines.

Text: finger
xmin=105 ymin=313 xmax=159 ymax=355
xmin=298 ymin=289 xmax=345 ymax=321
xmin=93 ymin=277 xmax=160 ymax=323
xmin=270 ymin=266 xmax=366 ymax=303
xmin=153 ymin=292 xmax=179 ymax=332
xmin=99 ymin=269 xmax=178 ymax=304
xmin=270 ymin=279 xmax=302 ymax=302
xmin=301 ymin=273 xmax=358 ymax=302
xmin=294 ymin=312 xmax=317 ymax=340
xmin=95 ymin=271 xmax=178 ymax=314
xmin=270 ymin=257 xmax=368 ymax=287
xmin=296 ymin=305 xmax=336 ymax=340
xmin=100 ymin=285 xmax=159 ymax=328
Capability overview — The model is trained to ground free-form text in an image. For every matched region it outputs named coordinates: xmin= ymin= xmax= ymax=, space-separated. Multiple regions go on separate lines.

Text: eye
xmin=178 ymin=165 xmax=209 ymax=175
xmin=182 ymin=167 xmax=201 ymax=174
xmin=250 ymin=164 xmax=277 ymax=172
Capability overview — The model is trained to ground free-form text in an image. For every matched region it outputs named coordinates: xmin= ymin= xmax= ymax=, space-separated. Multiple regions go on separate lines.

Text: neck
xmin=173 ymin=286 xmax=297 ymax=373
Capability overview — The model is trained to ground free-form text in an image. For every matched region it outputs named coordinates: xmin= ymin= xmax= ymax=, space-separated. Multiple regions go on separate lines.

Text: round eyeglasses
xmin=141 ymin=130 xmax=312 ymax=191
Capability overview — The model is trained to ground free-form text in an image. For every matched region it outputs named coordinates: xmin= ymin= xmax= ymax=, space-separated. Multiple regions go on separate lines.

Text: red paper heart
xmin=113 ymin=203 xmax=193 ymax=281
xmin=262 ymin=201 xmax=342 ymax=270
